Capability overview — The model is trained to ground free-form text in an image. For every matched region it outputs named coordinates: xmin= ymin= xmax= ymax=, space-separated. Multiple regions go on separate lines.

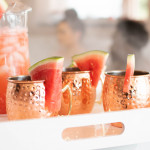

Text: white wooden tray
xmin=0 ymin=104 xmax=150 ymax=150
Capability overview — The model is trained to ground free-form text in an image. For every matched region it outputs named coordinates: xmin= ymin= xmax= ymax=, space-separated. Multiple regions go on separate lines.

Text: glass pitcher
xmin=0 ymin=1 xmax=31 ymax=114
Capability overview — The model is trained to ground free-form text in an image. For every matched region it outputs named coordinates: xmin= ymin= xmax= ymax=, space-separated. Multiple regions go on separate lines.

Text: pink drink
xmin=0 ymin=27 xmax=30 ymax=114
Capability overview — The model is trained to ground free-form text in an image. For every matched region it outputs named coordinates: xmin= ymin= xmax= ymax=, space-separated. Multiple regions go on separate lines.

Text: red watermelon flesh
xmin=72 ymin=50 xmax=109 ymax=87
xmin=0 ymin=0 xmax=8 ymax=19
xmin=29 ymin=57 xmax=64 ymax=113
xmin=123 ymin=54 xmax=135 ymax=93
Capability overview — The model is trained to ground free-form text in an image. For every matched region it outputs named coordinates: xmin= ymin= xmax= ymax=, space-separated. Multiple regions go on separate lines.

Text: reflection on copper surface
xmin=62 ymin=123 xmax=124 ymax=141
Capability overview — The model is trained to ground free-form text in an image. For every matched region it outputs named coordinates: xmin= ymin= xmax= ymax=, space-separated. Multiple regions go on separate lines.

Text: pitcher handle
xmin=62 ymin=83 xmax=72 ymax=115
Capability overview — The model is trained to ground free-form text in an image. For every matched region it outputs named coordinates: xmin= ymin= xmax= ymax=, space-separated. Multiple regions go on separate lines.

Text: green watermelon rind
xmin=28 ymin=57 xmax=64 ymax=72
xmin=127 ymin=54 xmax=135 ymax=62
xmin=72 ymin=50 xmax=109 ymax=60
xmin=68 ymin=60 xmax=77 ymax=67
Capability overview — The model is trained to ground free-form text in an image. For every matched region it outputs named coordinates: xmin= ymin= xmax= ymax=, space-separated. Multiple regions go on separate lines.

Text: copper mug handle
xmin=95 ymin=75 xmax=104 ymax=105
xmin=62 ymin=83 xmax=72 ymax=115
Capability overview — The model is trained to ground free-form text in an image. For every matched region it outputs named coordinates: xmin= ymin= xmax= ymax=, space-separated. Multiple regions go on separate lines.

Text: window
xmin=66 ymin=0 xmax=123 ymax=19
xmin=123 ymin=0 xmax=149 ymax=20
xmin=138 ymin=0 xmax=149 ymax=20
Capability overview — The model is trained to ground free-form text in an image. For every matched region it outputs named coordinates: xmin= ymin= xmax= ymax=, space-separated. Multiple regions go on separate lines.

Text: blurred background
xmin=23 ymin=0 xmax=150 ymax=70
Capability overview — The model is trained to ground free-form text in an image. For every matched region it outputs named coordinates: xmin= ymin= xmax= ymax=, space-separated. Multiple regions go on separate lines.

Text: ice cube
xmin=0 ymin=46 xmax=13 ymax=53
xmin=17 ymin=45 xmax=26 ymax=53
xmin=13 ymin=51 xmax=25 ymax=63
xmin=3 ymin=37 xmax=18 ymax=45
xmin=0 ymin=54 xmax=6 ymax=65
xmin=0 ymin=54 xmax=6 ymax=60
xmin=7 ymin=51 xmax=25 ymax=66
xmin=0 ymin=65 xmax=9 ymax=75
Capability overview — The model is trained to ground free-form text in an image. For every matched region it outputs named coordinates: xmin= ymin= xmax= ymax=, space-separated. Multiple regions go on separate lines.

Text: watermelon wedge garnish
xmin=123 ymin=54 xmax=135 ymax=93
xmin=29 ymin=57 xmax=64 ymax=113
xmin=72 ymin=50 xmax=109 ymax=87
xmin=0 ymin=0 xmax=8 ymax=18
xmin=68 ymin=60 xmax=77 ymax=68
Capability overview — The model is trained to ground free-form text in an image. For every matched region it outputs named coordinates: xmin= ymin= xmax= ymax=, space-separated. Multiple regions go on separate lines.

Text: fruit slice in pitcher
xmin=29 ymin=57 xmax=64 ymax=113
xmin=123 ymin=54 xmax=135 ymax=93
xmin=0 ymin=0 xmax=8 ymax=18
xmin=72 ymin=50 xmax=109 ymax=87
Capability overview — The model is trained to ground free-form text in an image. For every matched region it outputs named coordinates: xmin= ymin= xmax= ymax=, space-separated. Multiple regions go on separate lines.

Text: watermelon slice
xmin=72 ymin=50 xmax=109 ymax=87
xmin=123 ymin=54 xmax=135 ymax=93
xmin=0 ymin=0 xmax=8 ymax=18
xmin=29 ymin=57 xmax=64 ymax=113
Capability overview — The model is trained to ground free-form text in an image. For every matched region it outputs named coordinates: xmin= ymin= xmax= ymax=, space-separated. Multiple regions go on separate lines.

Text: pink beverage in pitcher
xmin=0 ymin=1 xmax=31 ymax=113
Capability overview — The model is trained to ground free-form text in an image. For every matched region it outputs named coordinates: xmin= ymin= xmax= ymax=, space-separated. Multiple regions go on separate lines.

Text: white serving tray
xmin=0 ymin=104 xmax=150 ymax=150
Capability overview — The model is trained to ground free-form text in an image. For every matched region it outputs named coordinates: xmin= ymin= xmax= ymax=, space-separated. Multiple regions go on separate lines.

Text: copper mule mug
xmin=102 ymin=70 xmax=150 ymax=128
xmin=6 ymin=76 xmax=46 ymax=120
xmin=59 ymin=68 xmax=96 ymax=115
xmin=103 ymin=70 xmax=150 ymax=111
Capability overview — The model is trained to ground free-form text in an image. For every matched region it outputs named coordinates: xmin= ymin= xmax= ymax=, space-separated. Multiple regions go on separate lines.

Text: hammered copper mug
xmin=103 ymin=70 xmax=150 ymax=128
xmin=59 ymin=68 xmax=96 ymax=115
xmin=6 ymin=76 xmax=47 ymax=120
xmin=103 ymin=70 xmax=150 ymax=111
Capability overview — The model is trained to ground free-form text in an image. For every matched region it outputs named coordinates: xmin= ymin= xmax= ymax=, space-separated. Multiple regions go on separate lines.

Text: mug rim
xmin=105 ymin=70 xmax=150 ymax=78
xmin=63 ymin=67 xmax=90 ymax=74
xmin=8 ymin=75 xmax=45 ymax=84
xmin=63 ymin=70 xmax=90 ymax=74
